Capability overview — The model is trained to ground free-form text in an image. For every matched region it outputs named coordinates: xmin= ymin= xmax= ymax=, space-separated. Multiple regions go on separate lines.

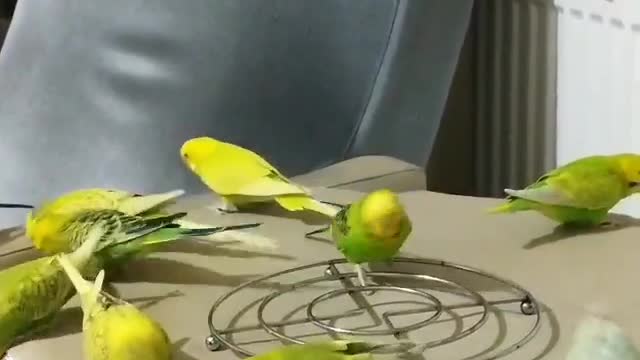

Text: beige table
xmin=2 ymin=187 xmax=639 ymax=359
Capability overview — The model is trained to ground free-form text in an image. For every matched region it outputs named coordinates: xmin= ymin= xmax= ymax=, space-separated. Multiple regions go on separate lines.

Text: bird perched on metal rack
xmin=57 ymin=253 xmax=172 ymax=360
xmin=17 ymin=187 xmax=276 ymax=257
xmin=305 ymin=189 xmax=412 ymax=287
xmin=179 ymin=136 xmax=340 ymax=218
xmin=488 ymin=153 xmax=640 ymax=227
xmin=565 ymin=309 xmax=640 ymax=360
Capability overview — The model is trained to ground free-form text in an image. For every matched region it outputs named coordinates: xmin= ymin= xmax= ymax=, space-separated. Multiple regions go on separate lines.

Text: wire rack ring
xmin=206 ymin=257 xmax=542 ymax=359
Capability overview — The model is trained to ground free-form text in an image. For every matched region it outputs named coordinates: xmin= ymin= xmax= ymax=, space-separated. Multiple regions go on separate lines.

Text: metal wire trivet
xmin=206 ymin=257 xmax=542 ymax=359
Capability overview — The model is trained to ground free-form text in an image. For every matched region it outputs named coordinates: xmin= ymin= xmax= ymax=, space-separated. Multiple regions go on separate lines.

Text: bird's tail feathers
xmin=177 ymin=218 xmax=278 ymax=250
xmin=57 ymin=254 xmax=105 ymax=328
xmin=486 ymin=191 xmax=529 ymax=214
xmin=98 ymin=222 xmax=269 ymax=267
xmin=275 ymin=195 xmax=340 ymax=218
xmin=486 ymin=202 xmax=515 ymax=214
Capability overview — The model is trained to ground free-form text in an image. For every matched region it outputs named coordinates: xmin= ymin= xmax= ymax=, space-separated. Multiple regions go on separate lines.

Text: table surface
xmin=2 ymin=187 xmax=639 ymax=360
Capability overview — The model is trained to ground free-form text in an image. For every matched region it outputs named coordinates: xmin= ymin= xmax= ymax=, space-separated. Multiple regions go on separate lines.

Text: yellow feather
xmin=181 ymin=136 xmax=337 ymax=217
xmin=275 ymin=195 xmax=340 ymax=217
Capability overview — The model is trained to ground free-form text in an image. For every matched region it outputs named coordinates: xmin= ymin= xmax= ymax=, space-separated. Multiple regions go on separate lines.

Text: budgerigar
xmin=179 ymin=136 xmax=339 ymax=218
xmin=0 ymin=223 xmax=115 ymax=355
xmin=58 ymin=254 xmax=172 ymax=360
xmin=28 ymin=207 xmax=261 ymax=273
xmin=23 ymin=187 xmax=276 ymax=255
xmin=489 ymin=154 xmax=640 ymax=227
xmin=247 ymin=340 xmax=379 ymax=360
xmin=27 ymin=207 xmax=191 ymax=255
xmin=565 ymin=312 xmax=640 ymax=360
xmin=306 ymin=189 xmax=412 ymax=287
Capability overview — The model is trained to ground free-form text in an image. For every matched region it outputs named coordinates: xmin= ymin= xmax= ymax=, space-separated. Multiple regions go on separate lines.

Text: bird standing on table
xmin=306 ymin=189 xmax=412 ymax=287
xmin=488 ymin=153 xmax=640 ymax=227
xmin=57 ymin=254 xmax=172 ymax=360
xmin=179 ymin=136 xmax=339 ymax=218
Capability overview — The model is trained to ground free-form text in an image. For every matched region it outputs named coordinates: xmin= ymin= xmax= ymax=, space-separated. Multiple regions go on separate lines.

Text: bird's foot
xmin=355 ymin=264 xmax=377 ymax=296
xmin=318 ymin=200 xmax=347 ymax=208
xmin=208 ymin=200 xmax=239 ymax=215
xmin=216 ymin=208 xmax=239 ymax=214
xmin=305 ymin=226 xmax=330 ymax=239
xmin=598 ymin=221 xmax=620 ymax=230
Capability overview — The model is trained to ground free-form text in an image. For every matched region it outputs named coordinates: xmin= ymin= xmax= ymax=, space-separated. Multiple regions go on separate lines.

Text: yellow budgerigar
xmin=489 ymin=154 xmax=640 ymax=227
xmin=180 ymin=136 xmax=340 ymax=218
xmin=22 ymin=187 xmax=277 ymax=255
xmin=57 ymin=254 xmax=172 ymax=360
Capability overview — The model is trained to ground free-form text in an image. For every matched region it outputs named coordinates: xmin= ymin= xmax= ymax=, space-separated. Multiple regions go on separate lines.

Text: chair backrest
xmin=0 ymin=0 xmax=472 ymax=226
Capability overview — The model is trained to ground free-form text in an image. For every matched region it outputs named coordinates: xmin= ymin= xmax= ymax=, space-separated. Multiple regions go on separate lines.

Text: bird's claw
xmin=305 ymin=226 xmax=329 ymax=239
xmin=216 ymin=208 xmax=239 ymax=214
xmin=599 ymin=221 xmax=619 ymax=229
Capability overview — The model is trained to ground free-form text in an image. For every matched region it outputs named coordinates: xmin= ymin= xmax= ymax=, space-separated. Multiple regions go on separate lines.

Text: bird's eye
xmin=630 ymin=182 xmax=639 ymax=187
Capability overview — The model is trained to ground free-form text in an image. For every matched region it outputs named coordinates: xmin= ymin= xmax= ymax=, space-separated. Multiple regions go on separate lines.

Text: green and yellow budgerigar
xmin=565 ymin=311 xmax=640 ymax=360
xmin=57 ymin=254 xmax=172 ymax=360
xmin=306 ymin=189 xmax=412 ymax=287
xmin=0 ymin=223 xmax=115 ymax=355
xmin=179 ymin=136 xmax=340 ymax=218
xmin=25 ymin=206 xmax=262 ymax=276
xmin=23 ymin=187 xmax=276 ymax=255
xmin=248 ymin=340 xmax=379 ymax=360
xmin=489 ymin=154 xmax=640 ymax=227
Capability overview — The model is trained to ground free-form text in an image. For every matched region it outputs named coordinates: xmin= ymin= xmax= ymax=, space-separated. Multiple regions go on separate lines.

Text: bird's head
xmin=180 ymin=137 xmax=221 ymax=172
xmin=615 ymin=153 xmax=640 ymax=194
xmin=24 ymin=210 xmax=58 ymax=251
xmin=360 ymin=189 xmax=406 ymax=239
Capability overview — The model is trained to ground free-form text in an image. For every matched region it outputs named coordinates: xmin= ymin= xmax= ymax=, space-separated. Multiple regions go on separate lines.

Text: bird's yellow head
xmin=615 ymin=153 xmax=640 ymax=194
xmin=360 ymin=189 xmax=406 ymax=239
xmin=24 ymin=210 xmax=57 ymax=251
xmin=180 ymin=137 xmax=221 ymax=172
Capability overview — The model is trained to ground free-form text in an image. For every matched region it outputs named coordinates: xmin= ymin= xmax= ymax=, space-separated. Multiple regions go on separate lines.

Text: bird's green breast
xmin=331 ymin=204 xmax=410 ymax=264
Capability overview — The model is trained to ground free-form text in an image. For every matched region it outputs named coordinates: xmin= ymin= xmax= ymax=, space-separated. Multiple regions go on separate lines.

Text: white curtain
xmin=556 ymin=0 xmax=640 ymax=216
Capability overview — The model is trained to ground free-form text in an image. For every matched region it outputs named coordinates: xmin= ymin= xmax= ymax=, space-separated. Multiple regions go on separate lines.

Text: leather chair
xmin=0 ymin=0 xmax=473 ymax=229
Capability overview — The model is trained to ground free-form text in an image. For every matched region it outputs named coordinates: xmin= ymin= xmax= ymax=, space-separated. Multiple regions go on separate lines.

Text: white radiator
xmin=474 ymin=0 xmax=557 ymax=197
xmin=555 ymin=0 xmax=640 ymax=216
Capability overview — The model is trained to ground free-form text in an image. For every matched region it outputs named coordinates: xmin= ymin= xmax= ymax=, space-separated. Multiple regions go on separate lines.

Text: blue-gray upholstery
xmin=0 ymin=0 xmax=473 ymax=227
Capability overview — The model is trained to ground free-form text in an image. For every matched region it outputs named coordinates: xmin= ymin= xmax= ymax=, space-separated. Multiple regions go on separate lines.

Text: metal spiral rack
xmin=206 ymin=257 xmax=542 ymax=359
